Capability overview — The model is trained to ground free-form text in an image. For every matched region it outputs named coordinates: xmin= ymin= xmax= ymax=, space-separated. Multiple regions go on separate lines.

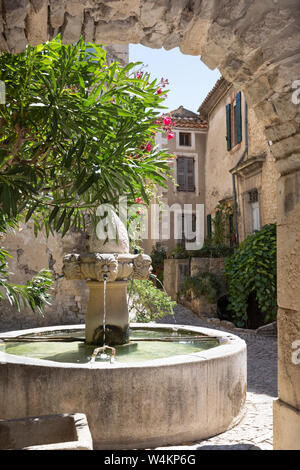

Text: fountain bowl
xmin=0 ymin=323 xmax=246 ymax=449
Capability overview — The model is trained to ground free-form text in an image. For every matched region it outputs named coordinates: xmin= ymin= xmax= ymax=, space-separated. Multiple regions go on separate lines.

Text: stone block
xmin=274 ymin=399 xmax=300 ymax=450
xmin=277 ymin=219 xmax=300 ymax=311
xmin=27 ymin=1 xmax=48 ymax=46
xmin=277 ymin=169 xmax=300 ymax=224
xmin=61 ymin=13 xmax=83 ymax=44
xmin=3 ymin=0 xmax=29 ymax=29
xmin=49 ymin=0 xmax=66 ymax=30
xmin=0 ymin=413 xmax=93 ymax=450
xmin=275 ymin=152 xmax=300 ymax=176
xmin=5 ymin=27 xmax=28 ymax=53
xmin=95 ymin=17 xmax=143 ymax=45
xmin=253 ymin=100 xmax=279 ymax=127
xmin=271 ymin=134 xmax=300 ymax=160
xmin=277 ymin=308 xmax=300 ymax=410
xmin=244 ymin=75 xmax=272 ymax=107
xmin=265 ymin=122 xmax=298 ymax=143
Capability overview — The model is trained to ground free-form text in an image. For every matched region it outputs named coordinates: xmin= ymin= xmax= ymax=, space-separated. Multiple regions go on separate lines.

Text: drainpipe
xmin=232 ymin=98 xmax=249 ymax=247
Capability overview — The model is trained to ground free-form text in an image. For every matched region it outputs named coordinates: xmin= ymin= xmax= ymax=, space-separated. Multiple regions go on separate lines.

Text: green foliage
xmin=224 ymin=223 xmax=277 ymax=327
xmin=150 ymin=242 xmax=167 ymax=283
xmin=191 ymin=202 xmax=235 ymax=258
xmin=0 ymin=37 xmax=174 ymax=314
xmin=129 ymin=279 xmax=176 ymax=323
xmin=180 ymin=271 xmax=225 ymax=304
xmin=169 ymin=244 xmax=190 ymax=259
xmin=212 ymin=202 xmax=233 ymax=247
xmin=0 ymin=36 xmax=172 ymax=235
xmin=190 ymin=238 xmax=234 ymax=259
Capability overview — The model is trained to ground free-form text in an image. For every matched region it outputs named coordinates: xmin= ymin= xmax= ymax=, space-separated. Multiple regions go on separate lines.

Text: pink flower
xmin=157 ymin=88 xmax=162 ymax=95
xmin=146 ymin=144 xmax=152 ymax=152
xmin=135 ymin=197 xmax=144 ymax=204
xmin=136 ymin=72 xmax=142 ymax=79
xmin=155 ymin=120 xmax=162 ymax=125
xmin=168 ymin=132 xmax=175 ymax=140
xmin=163 ymin=116 xmax=172 ymax=126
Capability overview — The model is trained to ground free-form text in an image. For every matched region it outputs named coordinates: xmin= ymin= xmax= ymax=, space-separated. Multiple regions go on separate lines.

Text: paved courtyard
xmin=156 ymin=304 xmax=277 ymax=451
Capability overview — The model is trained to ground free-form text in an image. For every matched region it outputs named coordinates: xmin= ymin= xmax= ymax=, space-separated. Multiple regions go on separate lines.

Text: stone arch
xmin=1 ymin=0 xmax=300 ymax=449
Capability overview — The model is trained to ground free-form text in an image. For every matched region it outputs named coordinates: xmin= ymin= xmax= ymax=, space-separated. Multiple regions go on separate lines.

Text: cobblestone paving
xmin=155 ymin=304 xmax=277 ymax=451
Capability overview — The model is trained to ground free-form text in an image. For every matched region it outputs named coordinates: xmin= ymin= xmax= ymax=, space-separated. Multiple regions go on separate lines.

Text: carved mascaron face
xmin=132 ymin=254 xmax=152 ymax=280
xmin=80 ymin=253 xmax=119 ymax=282
xmin=62 ymin=254 xmax=83 ymax=280
xmin=63 ymin=252 xmax=152 ymax=282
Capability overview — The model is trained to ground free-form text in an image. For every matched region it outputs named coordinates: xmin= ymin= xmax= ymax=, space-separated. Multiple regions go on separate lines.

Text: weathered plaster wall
xmin=142 ymin=129 xmax=206 ymax=255
xmin=0 ymin=222 xmax=89 ymax=331
xmin=204 ymin=86 xmax=246 ymax=217
xmin=236 ymin=105 xmax=280 ymax=239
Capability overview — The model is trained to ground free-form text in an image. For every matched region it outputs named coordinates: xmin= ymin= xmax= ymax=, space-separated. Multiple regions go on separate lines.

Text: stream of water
xmin=103 ymin=278 xmax=107 ymax=346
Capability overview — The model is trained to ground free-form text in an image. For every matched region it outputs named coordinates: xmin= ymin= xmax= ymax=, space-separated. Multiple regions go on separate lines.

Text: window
xmin=179 ymin=132 xmax=192 ymax=147
xmin=226 ymin=91 xmax=242 ymax=151
xmin=252 ymin=202 xmax=260 ymax=231
xmin=249 ymin=189 xmax=260 ymax=231
xmin=176 ymin=156 xmax=195 ymax=192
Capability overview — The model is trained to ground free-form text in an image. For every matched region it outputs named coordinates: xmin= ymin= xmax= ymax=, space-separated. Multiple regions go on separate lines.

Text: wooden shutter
xmin=177 ymin=157 xmax=185 ymax=191
xmin=177 ymin=157 xmax=195 ymax=192
xmin=226 ymin=103 xmax=232 ymax=151
xmin=186 ymin=157 xmax=195 ymax=192
xmin=236 ymin=91 xmax=242 ymax=144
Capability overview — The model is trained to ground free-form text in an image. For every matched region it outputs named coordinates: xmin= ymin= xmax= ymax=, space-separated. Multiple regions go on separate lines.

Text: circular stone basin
xmin=0 ymin=324 xmax=247 ymax=449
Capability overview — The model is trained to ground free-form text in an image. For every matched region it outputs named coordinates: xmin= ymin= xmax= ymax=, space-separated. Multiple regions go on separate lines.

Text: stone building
xmin=142 ymin=106 xmax=207 ymax=254
xmin=145 ymin=78 xmax=279 ymax=254
xmin=198 ymin=77 xmax=280 ymax=244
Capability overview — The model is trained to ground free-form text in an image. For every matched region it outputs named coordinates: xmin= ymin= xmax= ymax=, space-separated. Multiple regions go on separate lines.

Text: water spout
xmin=103 ymin=276 xmax=107 ymax=345
xmin=90 ymin=345 xmax=116 ymax=365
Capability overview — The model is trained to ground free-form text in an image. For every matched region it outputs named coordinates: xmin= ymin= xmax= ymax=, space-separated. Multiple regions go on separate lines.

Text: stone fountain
xmin=62 ymin=220 xmax=152 ymax=345
xmin=0 ymin=212 xmax=247 ymax=449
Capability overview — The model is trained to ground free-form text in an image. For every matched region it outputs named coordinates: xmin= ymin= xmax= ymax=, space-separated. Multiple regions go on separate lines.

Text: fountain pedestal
xmin=85 ymin=280 xmax=129 ymax=345
xmin=63 ymin=252 xmax=152 ymax=345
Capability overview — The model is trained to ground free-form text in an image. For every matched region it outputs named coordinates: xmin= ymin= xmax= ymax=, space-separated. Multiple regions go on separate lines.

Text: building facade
xmin=199 ymin=77 xmax=279 ymax=245
xmin=142 ymin=106 xmax=207 ymax=254
xmin=145 ymin=78 xmax=279 ymax=256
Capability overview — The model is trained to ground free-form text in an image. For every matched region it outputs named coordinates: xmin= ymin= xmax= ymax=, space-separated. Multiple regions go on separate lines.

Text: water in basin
xmin=0 ymin=328 xmax=219 ymax=364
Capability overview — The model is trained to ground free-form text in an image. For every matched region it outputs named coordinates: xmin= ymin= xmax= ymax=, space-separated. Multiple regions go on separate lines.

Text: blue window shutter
xmin=226 ymin=104 xmax=232 ymax=151
xmin=236 ymin=91 xmax=242 ymax=144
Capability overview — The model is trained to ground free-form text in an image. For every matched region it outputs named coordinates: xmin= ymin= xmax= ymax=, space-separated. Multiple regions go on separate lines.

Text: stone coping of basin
xmin=0 ymin=413 xmax=93 ymax=450
xmin=0 ymin=323 xmax=246 ymax=370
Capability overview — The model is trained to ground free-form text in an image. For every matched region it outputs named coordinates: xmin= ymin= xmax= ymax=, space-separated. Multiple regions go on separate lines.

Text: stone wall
xmin=164 ymin=256 xmax=225 ymax=318
xmin=0 ymin=222 xmax=89 ymax=332
xmin=204 ymin=84 xmax=246 ymax=218
xmin=163 ymin=258 xmax=189 ymax=301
